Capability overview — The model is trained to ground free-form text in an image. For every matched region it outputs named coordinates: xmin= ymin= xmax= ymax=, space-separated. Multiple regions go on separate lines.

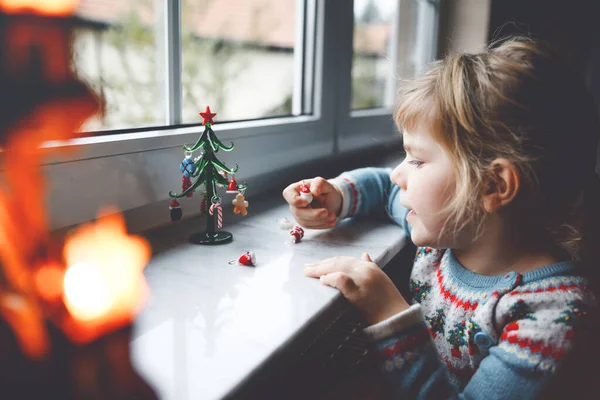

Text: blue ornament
xmin=180 ymin=157 xmax=197 ymax=178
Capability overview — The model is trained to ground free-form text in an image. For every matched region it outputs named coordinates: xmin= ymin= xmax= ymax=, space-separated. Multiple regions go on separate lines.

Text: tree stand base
xmin=189 ymin=231 xmax=233 ymax=245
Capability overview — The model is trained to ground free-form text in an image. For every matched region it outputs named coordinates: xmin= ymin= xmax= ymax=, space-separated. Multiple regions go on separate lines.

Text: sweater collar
xmin=444 ymin=249 xmax=577 ymax=289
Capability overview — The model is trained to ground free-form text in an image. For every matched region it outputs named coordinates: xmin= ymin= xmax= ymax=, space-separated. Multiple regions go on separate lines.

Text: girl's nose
xmin=390 ymin=161 xmax=407 ymax=191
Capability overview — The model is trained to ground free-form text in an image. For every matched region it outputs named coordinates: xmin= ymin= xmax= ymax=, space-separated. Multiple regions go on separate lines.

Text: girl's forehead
xmin=403 ymin=128 xmax=450 ymax=157
xmin=403 ymin=128 xmax=436 ymax=147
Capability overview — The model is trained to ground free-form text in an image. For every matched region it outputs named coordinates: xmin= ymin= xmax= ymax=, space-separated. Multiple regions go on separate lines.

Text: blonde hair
xmin=395 ymin=37 xmax=599 ymax=260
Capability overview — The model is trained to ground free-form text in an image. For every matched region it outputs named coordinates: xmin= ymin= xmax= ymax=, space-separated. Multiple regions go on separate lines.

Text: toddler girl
xmin=283 ymin=37 xmax=600 ymax=398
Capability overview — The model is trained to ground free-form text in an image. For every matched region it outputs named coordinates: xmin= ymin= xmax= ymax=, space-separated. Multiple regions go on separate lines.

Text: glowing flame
xmin=61 ymin=210 xmax=151 ymax=343
xmin=0 ymin=0 xmax=79 ymax=16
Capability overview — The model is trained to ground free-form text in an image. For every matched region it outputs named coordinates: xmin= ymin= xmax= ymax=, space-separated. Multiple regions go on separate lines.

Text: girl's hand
xmin=281 ymin=177 xmax=343 ymax=229
xmin=304 ymin=253 xmax=410 ymax=325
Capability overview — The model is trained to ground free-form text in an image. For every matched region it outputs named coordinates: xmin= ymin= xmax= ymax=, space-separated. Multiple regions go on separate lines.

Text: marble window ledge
xmin=130 ymin=194 xmax=407 ymax=400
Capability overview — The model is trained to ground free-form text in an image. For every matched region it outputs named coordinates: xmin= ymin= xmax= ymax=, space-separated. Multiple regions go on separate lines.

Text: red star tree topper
xmin=199 ymin=106 xmax=217 ymax=126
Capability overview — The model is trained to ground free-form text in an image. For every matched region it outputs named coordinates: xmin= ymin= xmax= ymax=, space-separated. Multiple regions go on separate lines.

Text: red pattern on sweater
xmin=505 ymin=322 xmax=520 ymax=332
xmin=507 ymin=284 xmax=588 ymax=297
xmin=342 ymin=178 xmax=359 ymax=215
xmin=436 ymin=268 xmax=479 ymax=311
xmin=500 ymin=332 xmax=566 ymax=361
xmin=380 ymin=328 xmax=431 ymax=359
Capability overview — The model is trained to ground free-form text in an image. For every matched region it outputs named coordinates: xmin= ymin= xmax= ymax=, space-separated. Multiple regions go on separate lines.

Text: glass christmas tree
xmin=169 ymin=106 xmax=247 ymax=245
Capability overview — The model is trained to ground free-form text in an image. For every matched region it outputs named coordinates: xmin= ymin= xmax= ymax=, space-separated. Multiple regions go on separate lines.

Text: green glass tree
xmin=169 ymin=106 xmax=247 ymax=245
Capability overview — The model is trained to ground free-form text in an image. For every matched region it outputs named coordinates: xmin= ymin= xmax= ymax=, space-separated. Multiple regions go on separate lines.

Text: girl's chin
xmin=409 ymin=230 xmax=429 ymax=247
xmin=408 ymin=226 xmax=437 ymax=248
xmin=411 ymin=237 xmax=433 ymax=248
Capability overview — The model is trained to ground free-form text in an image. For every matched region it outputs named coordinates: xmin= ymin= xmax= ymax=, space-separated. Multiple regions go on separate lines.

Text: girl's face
xmin=390 ymin=128 xmax=463 ymax=248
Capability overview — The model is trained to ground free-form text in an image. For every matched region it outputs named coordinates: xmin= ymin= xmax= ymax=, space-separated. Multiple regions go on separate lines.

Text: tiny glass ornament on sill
xmin=299 ymin=181 xmax=313 ymax=204
xmin=287 ymin=226 xmax=305 ymax=244
xmin=168 ymin=106 xmax=249 ymax=245
xmin=229 ymin=251 xmax=256 ymax=266
xmin=278 ymin=217 xmax=294 ymax=230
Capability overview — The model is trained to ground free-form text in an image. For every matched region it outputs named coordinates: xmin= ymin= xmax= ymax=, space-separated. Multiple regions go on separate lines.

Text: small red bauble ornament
xmin=229 ymin=251 xmax=256 ymax=266
xmin=288 ymin=226 xmax=304 ymax=244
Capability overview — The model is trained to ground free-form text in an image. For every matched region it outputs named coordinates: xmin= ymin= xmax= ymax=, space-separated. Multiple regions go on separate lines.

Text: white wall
xmin=437 ymin=0 xmax=491 ymax=56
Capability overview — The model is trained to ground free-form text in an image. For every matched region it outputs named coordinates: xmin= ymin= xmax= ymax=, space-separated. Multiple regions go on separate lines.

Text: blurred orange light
xmin=0 ymin=0 xmax=78 ymax=16
xmin=35 ymin=264 xmax=64 ymax=301
xmin=62 ymin=210 xmax=151 ymax=342
xmin=0 ymin=293 xmax=49 ymax=359
xmin=63 ymin=262 xmax=112 ymax=320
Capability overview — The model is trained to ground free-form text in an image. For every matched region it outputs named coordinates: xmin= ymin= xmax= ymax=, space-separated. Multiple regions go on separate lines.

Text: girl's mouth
xmin=407 ymin=210 xmax=417 ymax=217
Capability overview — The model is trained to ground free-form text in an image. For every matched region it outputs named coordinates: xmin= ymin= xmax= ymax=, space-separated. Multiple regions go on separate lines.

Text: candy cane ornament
xmin=209 ymin=196 xmax=223 ymax=228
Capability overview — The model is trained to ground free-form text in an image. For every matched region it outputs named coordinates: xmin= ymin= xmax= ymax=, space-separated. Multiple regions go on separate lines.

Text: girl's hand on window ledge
xmin=304 ymin=253 xmax=410 ymax=325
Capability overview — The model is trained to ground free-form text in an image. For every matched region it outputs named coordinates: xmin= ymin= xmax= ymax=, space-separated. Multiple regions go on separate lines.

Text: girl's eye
xmin=408 ymin=159 xmax=424 ymax=167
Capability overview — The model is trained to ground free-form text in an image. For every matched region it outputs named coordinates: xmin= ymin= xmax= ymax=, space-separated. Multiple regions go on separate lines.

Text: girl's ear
xmin=483 ymin=158 xmax=520 ymax=213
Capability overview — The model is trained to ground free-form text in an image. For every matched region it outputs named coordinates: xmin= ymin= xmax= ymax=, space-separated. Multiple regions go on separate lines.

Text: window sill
xmin=129 ymin=194 xmax=407 ymax=399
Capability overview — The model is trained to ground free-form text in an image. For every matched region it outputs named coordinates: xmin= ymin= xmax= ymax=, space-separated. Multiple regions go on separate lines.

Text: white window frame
xmin=33 ymin=0 xmax=439 ymax=232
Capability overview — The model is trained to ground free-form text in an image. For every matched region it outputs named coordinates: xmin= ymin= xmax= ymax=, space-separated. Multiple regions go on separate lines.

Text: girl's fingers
xmin=303 ymin=256 xmax=358 ymax=277
xmin=282 ymin=179 xmax=312 ymax=207
xmin=310 ymin=177 xmax=330 ymax=196
xmin=293 ymin=179 xmax=314 ymax=207
xmin=293 ymin=206 xmax=328 ymax=222
xmin=319 ymin=272 xmax=358 ymax=294
xmin=291 ymin=207 xmax=336 ymax=229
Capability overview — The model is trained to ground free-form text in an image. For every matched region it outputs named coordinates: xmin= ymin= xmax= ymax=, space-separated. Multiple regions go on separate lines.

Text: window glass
xmin=180 ymin=0 xmax=301 ymax=123
xmin=351 ymin=0 xmax=398 ymax=110
xmin=73 ymin=0 xmax=165 ymax=132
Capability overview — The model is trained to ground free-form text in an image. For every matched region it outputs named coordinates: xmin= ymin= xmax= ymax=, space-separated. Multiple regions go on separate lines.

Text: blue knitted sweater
xmin=329 ymin=167 xmax=595 ymax=399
